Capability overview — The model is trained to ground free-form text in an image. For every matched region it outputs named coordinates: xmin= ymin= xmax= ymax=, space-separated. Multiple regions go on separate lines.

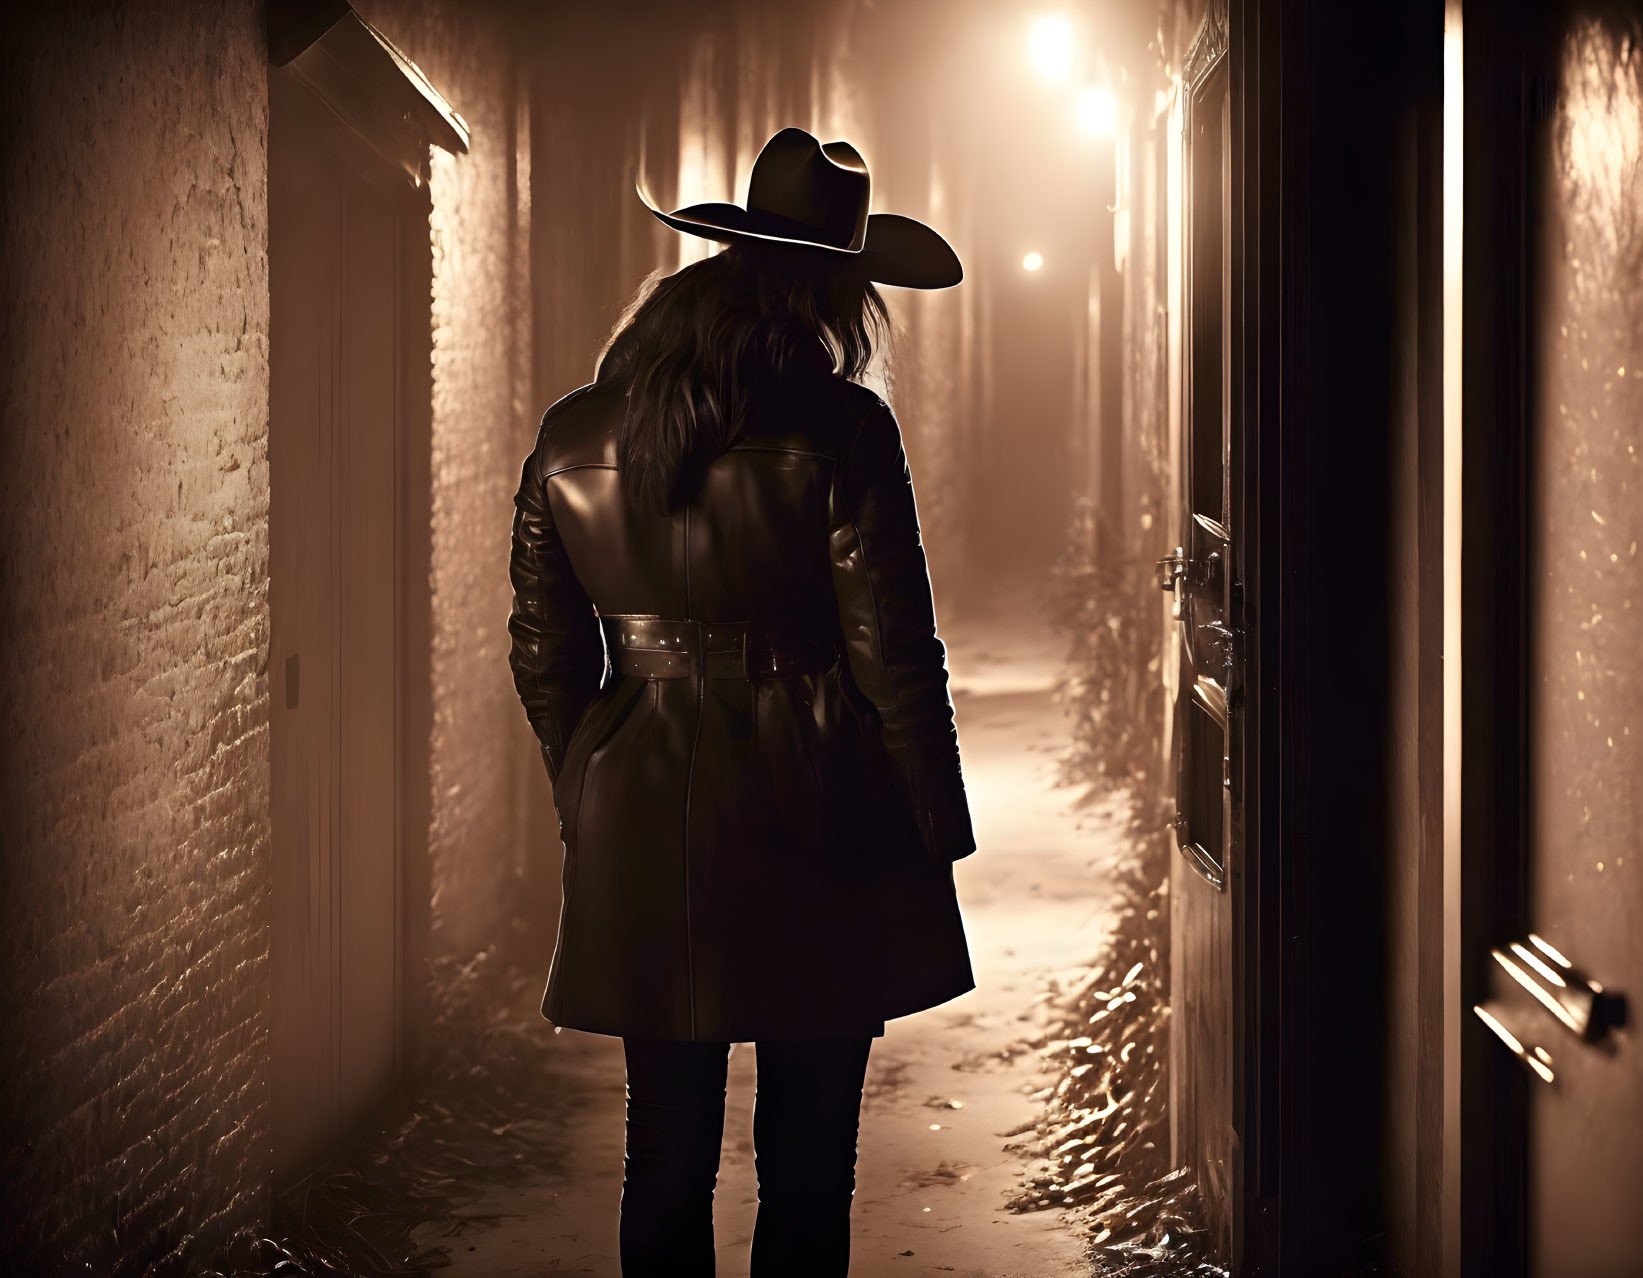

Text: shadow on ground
xmin=204 ymin=949 xmax=573 ymax=1276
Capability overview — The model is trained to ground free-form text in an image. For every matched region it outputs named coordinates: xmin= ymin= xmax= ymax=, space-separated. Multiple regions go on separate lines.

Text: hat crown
xmin=744 ymin=128 xmax=870 ymax=252
xmin=638 ymin=126 xmax=962 ymax=288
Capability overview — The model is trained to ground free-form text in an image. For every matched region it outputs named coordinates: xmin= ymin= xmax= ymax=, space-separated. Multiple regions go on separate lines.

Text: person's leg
xmin=749 ymin=1036 xmax=874 ymax=1277
xmin=620 ymin=1037 xmax=732 ymax=1277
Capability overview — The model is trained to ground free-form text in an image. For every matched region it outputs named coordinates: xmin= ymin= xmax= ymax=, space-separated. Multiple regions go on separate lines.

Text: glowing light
xmin=1510 ymin=941 xmax=1566 ymax=987
xmin=1028 ymin=15 xmax=1075 ymax=83
xmin=1528 ymin=933 xmax=1572 ymax=969
xmin=1474 ymin=1005 xmax=1555 ymax=1084
xmin=1442 ymin=6 xmax=1463 ymax=1100
xmin=1492 ymin=948 xmax=1581 ymax=1033
xmin=1076 ymin=86 xmax=1118 ymax=135
xmin=1474 ymin=1004 xmax=1523 ymax=1054
xmin=1022 ymin=251 xmax=1045 ymax=272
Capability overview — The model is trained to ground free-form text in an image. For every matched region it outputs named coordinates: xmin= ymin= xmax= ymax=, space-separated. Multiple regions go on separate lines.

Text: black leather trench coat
xmin=508 ymin=352 xmax=975 ymax=1041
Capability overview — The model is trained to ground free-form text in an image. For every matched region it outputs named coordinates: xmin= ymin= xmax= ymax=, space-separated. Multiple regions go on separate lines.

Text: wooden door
xmin=1478 ymin=9 xmax=1643 ymax=1274
xmin=268 ymin=74 xmax=407 ymax=1181
xmin=1164 ymin=25 xmax=1238 ymax=1262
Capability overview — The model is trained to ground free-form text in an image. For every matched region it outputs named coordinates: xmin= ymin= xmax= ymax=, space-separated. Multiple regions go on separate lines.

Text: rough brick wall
xmin=357 ymin=2 xmax=538 ymax=957
xmin=0 ymin=0 xmax=538 ymax=1265
xmin=0 ymin=2 xmax=273 ymax=1272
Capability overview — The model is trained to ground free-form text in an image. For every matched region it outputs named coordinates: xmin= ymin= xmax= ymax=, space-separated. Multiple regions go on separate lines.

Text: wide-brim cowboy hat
xmin=638 ymin=126 xmax=963 ymax=290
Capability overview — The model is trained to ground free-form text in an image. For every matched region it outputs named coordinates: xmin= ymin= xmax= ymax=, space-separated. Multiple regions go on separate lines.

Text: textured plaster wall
xmin=0 ymin=2 xmax=273 ymax=1271
xmin=358 ymin=1 xmax=538 ymax=956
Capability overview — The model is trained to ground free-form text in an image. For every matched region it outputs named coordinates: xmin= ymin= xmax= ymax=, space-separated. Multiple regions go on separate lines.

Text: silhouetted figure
xmin=508 ymin=127 xmax=975 ymax=1276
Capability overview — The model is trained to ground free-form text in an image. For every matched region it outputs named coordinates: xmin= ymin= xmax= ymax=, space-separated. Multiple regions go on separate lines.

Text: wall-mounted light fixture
xmin=1075 ymin=86 xmax=1118 ymax=136
xmin=1027 ymin=15 xmax=1075 ymax=84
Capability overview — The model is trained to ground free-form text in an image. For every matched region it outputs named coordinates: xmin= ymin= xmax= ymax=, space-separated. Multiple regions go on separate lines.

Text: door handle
xmin=1475 ymin=932 xmax=1628 ymax=1083
xmin=1489 ymin=933 xmax=1625 ymax=1043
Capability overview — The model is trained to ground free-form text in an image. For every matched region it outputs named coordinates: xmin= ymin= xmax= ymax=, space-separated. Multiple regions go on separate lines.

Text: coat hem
xmin=540 ymin=975 xmax=974 ymax=1043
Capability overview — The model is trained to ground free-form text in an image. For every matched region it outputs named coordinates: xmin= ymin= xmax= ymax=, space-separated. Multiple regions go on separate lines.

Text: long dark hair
xmin=596 ymin=243 xmax=890 ymax=514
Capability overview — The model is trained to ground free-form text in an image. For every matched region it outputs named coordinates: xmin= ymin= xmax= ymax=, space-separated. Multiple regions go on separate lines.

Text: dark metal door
xmin=1162 ymin=25 xmax=1238 ymax=1261
xmin=268 ymin=73 xmax=407 ymax=1182
xmin=1514 ymin=13 xmax=1642 ymax=1274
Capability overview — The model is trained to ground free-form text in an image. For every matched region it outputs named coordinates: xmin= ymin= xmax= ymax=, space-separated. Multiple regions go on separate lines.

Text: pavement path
xmin=413 ymin=590 xmax=1124 ymax=1277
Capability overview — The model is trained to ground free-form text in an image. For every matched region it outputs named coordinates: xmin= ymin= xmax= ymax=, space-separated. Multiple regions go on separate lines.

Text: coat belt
xmin=600 ymin=616 xmax=839 ymax=680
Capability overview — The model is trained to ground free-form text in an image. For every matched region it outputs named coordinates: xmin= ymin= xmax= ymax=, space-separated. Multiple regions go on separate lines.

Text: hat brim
xmin=637 ymin=182 xmax=963 ymax=290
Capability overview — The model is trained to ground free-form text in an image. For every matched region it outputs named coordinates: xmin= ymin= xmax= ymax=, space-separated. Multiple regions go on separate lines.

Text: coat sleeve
xmin=828 ymin=398 xmax=976 ymax=863
xmin=507 ymin=423 xmax=606 ymax=787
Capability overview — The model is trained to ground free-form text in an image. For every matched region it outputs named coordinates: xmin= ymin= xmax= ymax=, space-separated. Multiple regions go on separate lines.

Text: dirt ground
xmin=409 ymin=586 xmax=1125 ymax=1276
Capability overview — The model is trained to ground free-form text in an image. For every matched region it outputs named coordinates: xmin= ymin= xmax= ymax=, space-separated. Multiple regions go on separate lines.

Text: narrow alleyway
xmin=410 ymin=579 xmax=1123 ymax=1277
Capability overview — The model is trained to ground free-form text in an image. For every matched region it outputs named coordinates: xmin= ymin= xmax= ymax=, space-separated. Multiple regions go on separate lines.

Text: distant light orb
xmin=1022 ymin=251 xmax=1045 ymax=272
xmin=1027 ymin=15 xmax=1075 ymax=83
xmin=1076 ymin=86 xmax=1118 ymax=135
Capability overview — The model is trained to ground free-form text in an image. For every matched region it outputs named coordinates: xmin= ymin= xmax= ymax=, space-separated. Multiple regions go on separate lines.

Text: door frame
xmin=1228 ymin=0 xmax=1274 ymax=1261
xmin=1451 ymin=1 xmax=1554 ymax=1273
xmin=266 ymin=39 xmax=438 ymax=1184
xmin=1167 ymin=10 xmax=1241 ymax=1261
xmin=1228 ymin=0 xmax=1282 ymax=1269
xmin=1215 ymin=3 xmax=1603 ymax=1272
xmin=1228 ymin=0 xmax=1301 ymax=1261
xmin=1166 ymin=2 xmax=1282 ymax=1268
xmin=1241 ymin=0 xmax=1531 ymax=1270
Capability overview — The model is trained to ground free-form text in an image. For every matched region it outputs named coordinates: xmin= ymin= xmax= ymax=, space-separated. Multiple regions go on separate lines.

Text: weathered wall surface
xmin=0 ymin=0 xmax=540 ymax=1266
xmin=847 ymin=1 xmax=980 ymax=610
xmin=0 ymin=2 xmax=273 ymax=1271
xmin=358 ymin=1 xmax=539 ymax=957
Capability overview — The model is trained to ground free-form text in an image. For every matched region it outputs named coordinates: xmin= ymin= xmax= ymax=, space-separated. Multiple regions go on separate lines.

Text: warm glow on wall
xmin=1076 ymin=86 xmax=1117 ymax=135
xmin=1027 ymin=15 xmax=1075 ymax=83
xmin=1022 ymin=251 xmax=1045 ymax=272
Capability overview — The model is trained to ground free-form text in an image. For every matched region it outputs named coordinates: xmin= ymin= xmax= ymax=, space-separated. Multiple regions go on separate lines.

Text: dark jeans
xmin=619 ymin=1035 xmax=873 ymax=1277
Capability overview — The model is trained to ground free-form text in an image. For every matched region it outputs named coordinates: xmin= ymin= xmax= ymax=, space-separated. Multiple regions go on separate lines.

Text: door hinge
xmin=1157 ymin=548 xmax=1187 ymax=619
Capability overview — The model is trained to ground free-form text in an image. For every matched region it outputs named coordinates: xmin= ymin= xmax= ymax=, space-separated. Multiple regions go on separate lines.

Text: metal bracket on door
xmin=1475 ymin=933 xmax=1628 ymax=1084
xmin=1157 ymin=548 xmax=1187 ymax=618
xmin=1490 ymin=934 xmax=1624 ymax=1042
